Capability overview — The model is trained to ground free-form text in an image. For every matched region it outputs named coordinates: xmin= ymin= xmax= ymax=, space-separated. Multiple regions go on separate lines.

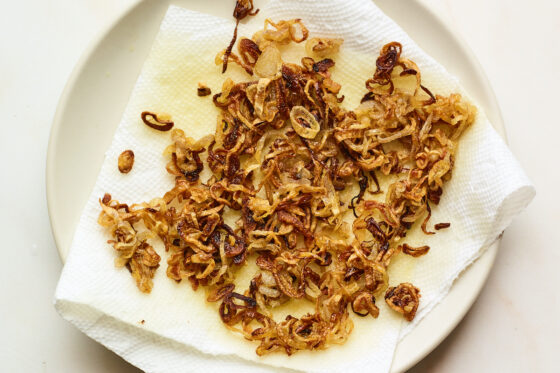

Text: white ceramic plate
xmin=47 ymin=0 xmax=505 ymax=371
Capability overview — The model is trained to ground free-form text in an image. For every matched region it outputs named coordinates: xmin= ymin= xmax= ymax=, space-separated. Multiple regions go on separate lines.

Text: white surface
xmin=51 ymin=2 xmax=532 ymax=372
xmin=0 ymin=1 xmax=557 ymax=373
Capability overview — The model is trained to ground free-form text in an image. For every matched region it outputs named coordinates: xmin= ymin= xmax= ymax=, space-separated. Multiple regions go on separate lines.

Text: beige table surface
xmin=1 ymin=0 xmax=557 ymax=372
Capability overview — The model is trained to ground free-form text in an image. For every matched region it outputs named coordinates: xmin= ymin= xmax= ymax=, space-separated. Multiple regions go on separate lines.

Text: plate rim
xmin=46 ymin=0 xmax=505 ymax=372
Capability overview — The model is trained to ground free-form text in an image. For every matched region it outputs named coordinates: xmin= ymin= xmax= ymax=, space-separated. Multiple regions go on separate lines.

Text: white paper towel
xmin=54 ymin=1 xmax=535 ymax=372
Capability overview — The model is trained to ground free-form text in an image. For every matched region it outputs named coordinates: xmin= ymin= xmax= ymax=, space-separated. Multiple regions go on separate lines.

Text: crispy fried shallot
xmin=289 ymin=106 xmax=320 ymax=139
xmin=141 ymin=111 xmax=174 ymax=131
xmin=100 ymin=17 xmax=476 ymax=356
xmin=118 ymin=150 xmax=135 ymax=174
xmin=400 ymin=243 xmax=430 ymax=257
xmin=197 ymin=82 xmax=212 ymax=97
xmin=385 ymin=283 xmax=421 ymax=321
xmin=435 ymin=222 xmax=451 ymax=230
xmin=222 ymin=0 xmax=259 ymax=73
xmin=305 ymin=37 xmax=343 ymax=58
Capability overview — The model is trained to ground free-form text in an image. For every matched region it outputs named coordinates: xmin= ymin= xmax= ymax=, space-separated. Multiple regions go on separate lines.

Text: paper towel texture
xmin=55 ymin=1 xmax=535 ymax=372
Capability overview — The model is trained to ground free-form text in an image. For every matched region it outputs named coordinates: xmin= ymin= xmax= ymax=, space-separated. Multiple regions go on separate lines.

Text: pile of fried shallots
xmin=98 ymin=6 xmax=476 ymax=356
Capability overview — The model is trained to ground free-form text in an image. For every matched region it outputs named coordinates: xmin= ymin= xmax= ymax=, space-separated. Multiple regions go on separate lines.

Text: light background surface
xmin=0 ymin=0 xmax=557 ymax=372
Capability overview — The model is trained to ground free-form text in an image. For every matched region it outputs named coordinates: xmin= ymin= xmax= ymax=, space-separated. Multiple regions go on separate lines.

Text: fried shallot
xmin=99 ymin=17 xmax=476 ymax=356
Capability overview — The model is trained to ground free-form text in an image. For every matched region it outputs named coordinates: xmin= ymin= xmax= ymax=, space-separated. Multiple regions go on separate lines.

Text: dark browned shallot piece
xmin=400 ymin=243 xmax=430 ymax=257
xmin=351 ymin=291 xmax=379 ymax=318
xmin=141 ymin=111 xmax=174 ymax=131
xmin=99 ymin=15 xmax=476 ymax=356
xmin=197 ymin=82 xmax=212 ymax=97
xmin=385 ymin=283 xmax=421 ymax=321
xmin=435 ymin=222 xmax=451 ymax=230
xmin=118 ymin=150 xmax=134 ymax=174
xmin=222 ymin=0 xmax=259 ymax=73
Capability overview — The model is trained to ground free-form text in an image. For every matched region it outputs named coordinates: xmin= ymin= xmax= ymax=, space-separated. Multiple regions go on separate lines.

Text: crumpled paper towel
xmin=54 ymin=1 xmax=535 ymax=372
